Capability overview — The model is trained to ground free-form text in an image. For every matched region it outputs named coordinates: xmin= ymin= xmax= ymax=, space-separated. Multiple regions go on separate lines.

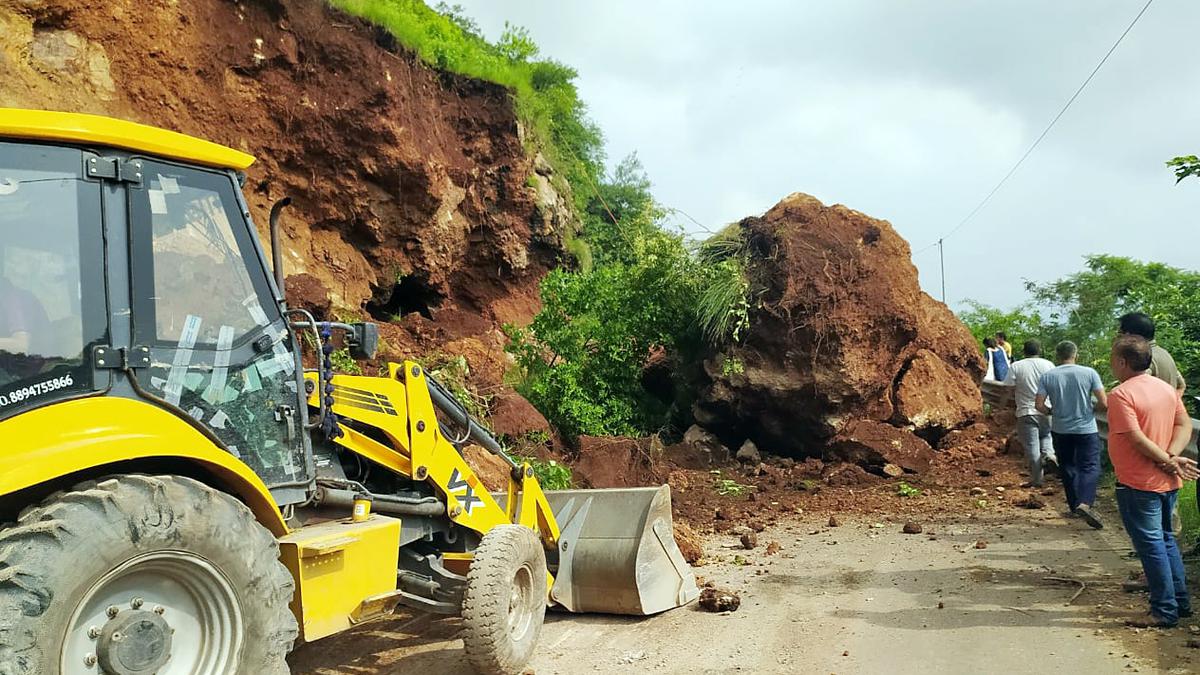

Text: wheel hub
xmin=96 ymin=609 xmax=173 ymax=675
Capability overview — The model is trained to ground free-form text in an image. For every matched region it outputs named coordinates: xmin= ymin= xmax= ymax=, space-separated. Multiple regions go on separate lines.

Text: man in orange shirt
xmin=1107 ymin=335 xmax=1199 ymax=628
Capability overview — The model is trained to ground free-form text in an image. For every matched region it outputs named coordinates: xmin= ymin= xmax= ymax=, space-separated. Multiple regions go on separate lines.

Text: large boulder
xmin=694 ymin=193 xmax=984 ymax=456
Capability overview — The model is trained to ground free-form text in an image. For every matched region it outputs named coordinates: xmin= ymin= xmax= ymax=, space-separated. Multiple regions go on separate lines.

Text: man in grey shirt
xmin=1036 ymin=340 xmax=1108 ymax=529
xmin=1118 ymin=312 xmax=1186 ymax=395
xmin=1004 ymin=340 xmax=1056 ymax=487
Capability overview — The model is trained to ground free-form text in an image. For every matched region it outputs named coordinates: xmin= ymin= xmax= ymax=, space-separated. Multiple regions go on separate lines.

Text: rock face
xmin=894 ymin=349 xmax=983 ymax=430
xmin=695 ymin=193 xmax=983 ymax=458
xmin=0 ymin=0 xmax=571 ymax=436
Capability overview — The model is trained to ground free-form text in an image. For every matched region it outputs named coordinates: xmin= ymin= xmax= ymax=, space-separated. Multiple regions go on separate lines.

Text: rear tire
xmin=461 ymin=525 xmax=548 ymax=674
xmin=0 ymin=475 xmax=298 ymax=675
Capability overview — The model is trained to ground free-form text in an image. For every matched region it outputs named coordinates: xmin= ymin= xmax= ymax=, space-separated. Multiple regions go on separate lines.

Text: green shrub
xmin=711 ymin=471 xmax=752 ymax=497
xmin=421 ymin=353 xmax=492 ymax=424
xmin=518 ymin=457 xmax=572 ymax=490
xmin=506 ymin=228 xmax=700 ymax=438
xmin=698 ymin=258 xmax=751 ymax=346
xmin=1180 ymin=481 xmax=1199 ymax=548
xmin=330 ymin=348 xmax=362 ymax=375
xmin=897 ymin=482 xmax=921 ymax=498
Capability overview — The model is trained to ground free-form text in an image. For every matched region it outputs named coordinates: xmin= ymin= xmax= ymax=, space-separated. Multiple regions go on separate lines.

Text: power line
xmin=917 ymin=0 xmax=1155 ymax=252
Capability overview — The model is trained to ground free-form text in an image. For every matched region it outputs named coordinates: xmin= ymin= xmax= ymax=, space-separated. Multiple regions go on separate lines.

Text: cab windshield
xmin=0 ymin=143 xmax=106 ymax=414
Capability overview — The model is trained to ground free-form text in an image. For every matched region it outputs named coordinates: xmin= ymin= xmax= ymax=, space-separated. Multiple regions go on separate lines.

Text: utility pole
xmin=938 ymin=238 xmax=946 ymax=303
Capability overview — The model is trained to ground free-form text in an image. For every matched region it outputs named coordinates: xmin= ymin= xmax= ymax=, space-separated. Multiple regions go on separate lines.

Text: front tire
xmin=0 ymin=475 xmax=298 ymax=675
xmin=461 ymin=525 xmax=548 ymax=674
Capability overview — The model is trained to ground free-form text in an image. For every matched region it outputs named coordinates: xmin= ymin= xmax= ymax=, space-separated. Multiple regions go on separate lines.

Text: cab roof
xmin=0 ymin=108 xmax=255 ymax=170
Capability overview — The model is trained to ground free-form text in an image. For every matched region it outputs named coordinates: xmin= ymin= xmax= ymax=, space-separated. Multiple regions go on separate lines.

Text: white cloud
xmin=451 ymin=0 xmax=1200 ymax=308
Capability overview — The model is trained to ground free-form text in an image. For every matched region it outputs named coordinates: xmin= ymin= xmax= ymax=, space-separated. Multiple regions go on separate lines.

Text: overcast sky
xmin=451 ymin=1 xmax=1199 ymax=309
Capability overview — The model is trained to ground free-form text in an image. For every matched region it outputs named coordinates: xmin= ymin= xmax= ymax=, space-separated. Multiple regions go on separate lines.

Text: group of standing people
xmin=996 ymin=313 xmax=1197 ymax=628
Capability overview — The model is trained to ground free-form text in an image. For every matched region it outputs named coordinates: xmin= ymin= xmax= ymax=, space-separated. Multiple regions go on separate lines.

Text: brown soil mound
xmin=672 ymin=521 xmax=705 ymax=563
xmin=571 ymin=436 xmax=666 ymax=489
xmin=696 ymin=193 xmax=983 ymax=456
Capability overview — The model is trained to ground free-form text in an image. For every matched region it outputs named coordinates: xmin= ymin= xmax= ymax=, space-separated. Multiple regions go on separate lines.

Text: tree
xmin=962 ymin=256 xmax=1200 ymax=390
xmin=497 ymin=22 xmax=539 ymax=62
xmin=581 ymin=153 xmax=665 ymax=266
xmin=506 ymin=230 xmax=700 ymax=438
xmin=1167 ymin=155 xmax=1200 ymax=184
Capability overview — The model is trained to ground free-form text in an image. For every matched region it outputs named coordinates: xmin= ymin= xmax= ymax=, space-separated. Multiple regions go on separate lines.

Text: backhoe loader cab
xmin=0 ymin=109 xmax=698 ymax=675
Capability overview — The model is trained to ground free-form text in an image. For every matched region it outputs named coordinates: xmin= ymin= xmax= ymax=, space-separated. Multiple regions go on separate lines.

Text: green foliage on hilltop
xmin=330 ymin=0 xmax=604 ymax=213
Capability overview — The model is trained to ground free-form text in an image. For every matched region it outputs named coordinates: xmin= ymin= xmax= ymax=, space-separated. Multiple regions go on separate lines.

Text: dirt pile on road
xmin=0 ymin=0 xmax=573 ymax=431
xmin=695 ymin=193 xmax=984 ymax=461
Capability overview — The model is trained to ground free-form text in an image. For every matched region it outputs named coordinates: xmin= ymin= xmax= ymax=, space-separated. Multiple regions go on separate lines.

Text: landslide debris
xmin=695 ymin=193 xmax=984 ymax=462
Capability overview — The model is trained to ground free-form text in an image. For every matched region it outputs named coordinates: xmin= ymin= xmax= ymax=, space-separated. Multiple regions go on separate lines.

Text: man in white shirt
xmin=1004 ymin=339 xmax=1057 ymax=487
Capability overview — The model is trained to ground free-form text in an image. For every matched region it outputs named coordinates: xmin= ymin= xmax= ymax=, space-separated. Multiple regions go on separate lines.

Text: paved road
xmin=290 ymin=504 xmax=1198 ymax=674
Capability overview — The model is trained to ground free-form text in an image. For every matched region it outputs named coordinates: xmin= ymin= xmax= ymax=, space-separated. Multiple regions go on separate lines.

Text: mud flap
xmin=543 ymin=485 xmax=700 ymax=615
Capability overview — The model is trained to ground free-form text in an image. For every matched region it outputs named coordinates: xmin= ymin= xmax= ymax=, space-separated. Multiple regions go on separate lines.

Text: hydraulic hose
xmin=425 ymin=374 xmax=520 ymax=471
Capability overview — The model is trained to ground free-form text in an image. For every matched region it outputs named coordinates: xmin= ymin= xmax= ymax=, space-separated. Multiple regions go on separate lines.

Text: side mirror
xmin=347 ymin=322 xmax=379 ymax=360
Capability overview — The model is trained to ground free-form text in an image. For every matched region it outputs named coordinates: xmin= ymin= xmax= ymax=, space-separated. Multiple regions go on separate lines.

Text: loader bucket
xmin=543 ymin=485 xmax=700 ymax=615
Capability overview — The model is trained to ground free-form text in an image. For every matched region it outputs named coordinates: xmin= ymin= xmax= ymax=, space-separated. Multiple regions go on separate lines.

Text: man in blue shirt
xmin=1036 ymin=340 xmax=1108 ymax=529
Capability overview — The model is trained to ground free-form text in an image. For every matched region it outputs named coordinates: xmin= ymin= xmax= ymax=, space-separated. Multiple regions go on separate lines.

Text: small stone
xmin=937 ymin=601 xmax=945 ymax=609
xmin=828 ymin=515 xmax=841 ymax=528
xmin=740 ymin=532 xmax=758 ymax=550
xmin=842 ymin=651 xmax=850 ymax=657
xmin=736 ymin=440 xmax=762 ymax=464
xmin=995 ymin=486 xmax=1006 ymax=493
xmin=969 ymin=487 xmax=986 ymax=497
xmin=1017 ymin=494 xmax=1046 ymax=510
xmin=1186 ymin=638 xmax=1200 ymax=649
xmin=698 ymin=587 xmax=741 ymax=613
xmin=765 ymin=541 xmax=781 ymax=555
xmin=975 ymin=540 xmax=988 ymax=549
xmin=903 ymin=522 xmax=923 ymax=534
xmin=882 ymin=463 xmax=904 ymax=478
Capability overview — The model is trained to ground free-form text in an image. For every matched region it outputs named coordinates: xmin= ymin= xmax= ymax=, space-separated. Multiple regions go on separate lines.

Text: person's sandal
xmin=1076 ymin=504 xmax=1104 ymax=529
xmin=1125 ymin=612 xmax=1177 ymax=629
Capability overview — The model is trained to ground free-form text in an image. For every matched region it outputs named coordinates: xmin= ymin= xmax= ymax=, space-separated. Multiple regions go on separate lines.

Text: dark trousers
xmin=1050 ymin=432 xmax=1101 ymax=511
xmin=1116 ymin=484 xmax=1191 ymax=623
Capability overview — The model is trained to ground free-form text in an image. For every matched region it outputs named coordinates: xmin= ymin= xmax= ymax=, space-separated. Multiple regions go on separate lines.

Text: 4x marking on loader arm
xmin=446 ymin=468 xmax=483 ymax=514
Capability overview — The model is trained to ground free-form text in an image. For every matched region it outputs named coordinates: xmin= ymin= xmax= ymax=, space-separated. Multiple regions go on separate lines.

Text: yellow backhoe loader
xmin=0 ymin=109 xmax=698 ymax=675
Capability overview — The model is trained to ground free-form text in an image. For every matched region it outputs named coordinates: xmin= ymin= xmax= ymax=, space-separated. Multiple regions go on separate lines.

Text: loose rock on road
xmin=290 ymin=501 xmax=1199 ymax=674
